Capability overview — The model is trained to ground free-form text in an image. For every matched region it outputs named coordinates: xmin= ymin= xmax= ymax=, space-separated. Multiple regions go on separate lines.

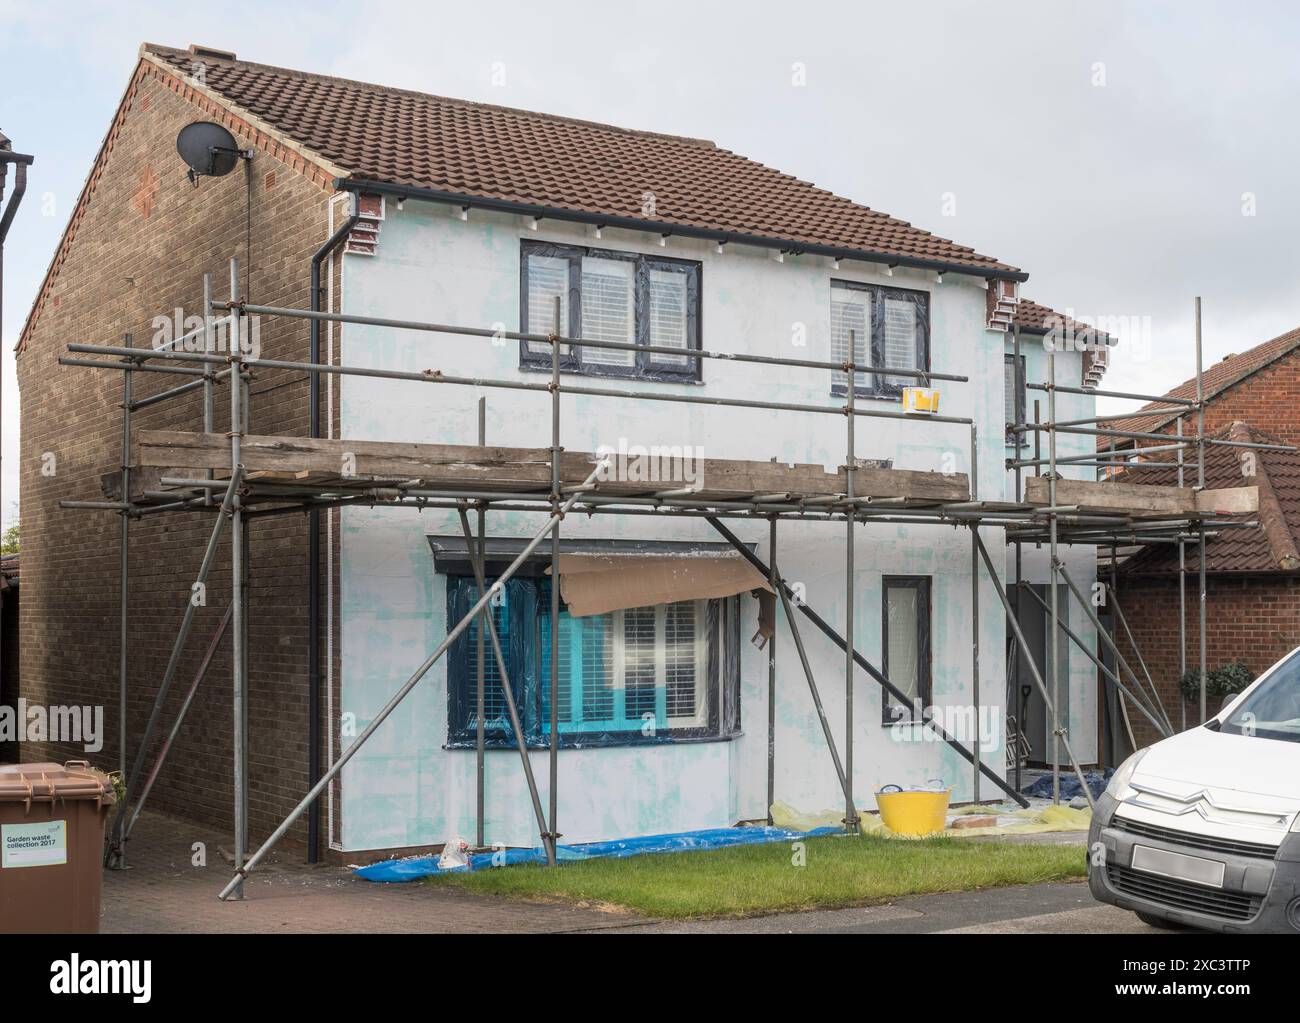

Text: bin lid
xmin=0 ymin=762 xmax=115 ymax=804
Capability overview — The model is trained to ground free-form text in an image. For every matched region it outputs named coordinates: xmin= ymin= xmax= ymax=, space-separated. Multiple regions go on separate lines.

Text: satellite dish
xmin=176 ymin=121 xmax=241 ymax=179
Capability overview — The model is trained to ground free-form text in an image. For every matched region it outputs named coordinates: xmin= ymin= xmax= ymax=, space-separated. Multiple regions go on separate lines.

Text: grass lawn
xmin=424 ymin=834 xmax=1087 ymax=919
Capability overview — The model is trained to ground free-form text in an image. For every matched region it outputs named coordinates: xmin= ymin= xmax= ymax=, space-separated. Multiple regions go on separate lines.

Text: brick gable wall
xmin=16 ymin=65 xmax=333 ymax=857
xmin=1110 ymin=575 xmax=1300 ymax=749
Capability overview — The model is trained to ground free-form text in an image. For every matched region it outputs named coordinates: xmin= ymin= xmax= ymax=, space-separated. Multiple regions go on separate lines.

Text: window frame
xmin=544 ymin=600 xmax=710 ymax=735
xmin=881 ymin=575 xmax=933 ymax=725
xmin=519 ymin=240 xmax=703 ymax=382
xmin=445 ymin=574 xmax=738 ymax=749
xmin=1004 ymin=352 xmax=1027 ymax=447
xmin=829 ymin=279 xmax=930 ymax=400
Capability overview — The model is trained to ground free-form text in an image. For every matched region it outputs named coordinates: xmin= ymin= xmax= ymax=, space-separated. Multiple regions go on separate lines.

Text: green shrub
xmin=1179 ymin=660 xmax=1255 ymax=702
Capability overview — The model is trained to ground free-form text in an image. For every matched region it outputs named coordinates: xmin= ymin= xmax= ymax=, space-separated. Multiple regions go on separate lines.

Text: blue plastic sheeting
xmin=1022 ymin=767 xmax=1114 ymax=801
xmin=356 ymin=825 xmax=843 ymax=883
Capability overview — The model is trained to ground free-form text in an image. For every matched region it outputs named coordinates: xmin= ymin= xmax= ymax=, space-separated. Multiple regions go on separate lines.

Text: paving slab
xmin=101 ymin=810 xmax=637 ymax=934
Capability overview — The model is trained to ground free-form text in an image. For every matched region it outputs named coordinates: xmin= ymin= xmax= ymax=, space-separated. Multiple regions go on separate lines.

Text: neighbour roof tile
xmin=1099 ymin=325 xmax=1300 ymax=442
xmin=1118 ymin=422 xmax=1300 ymax=575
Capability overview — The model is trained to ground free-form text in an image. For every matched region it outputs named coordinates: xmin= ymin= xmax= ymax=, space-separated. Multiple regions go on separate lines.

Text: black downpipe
xmin=306 ymin=203 xmax=360 ymax=862
xmin=0 ymin=139 xmax=33 ymax=706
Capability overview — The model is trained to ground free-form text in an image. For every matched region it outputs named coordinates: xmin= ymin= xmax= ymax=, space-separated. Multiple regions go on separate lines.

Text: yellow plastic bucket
xmin=875 ymin=783 xmax=951 ymax=837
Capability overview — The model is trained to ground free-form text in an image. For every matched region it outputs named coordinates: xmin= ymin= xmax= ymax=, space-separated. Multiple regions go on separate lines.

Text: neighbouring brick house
xmin=1102 ymin=328 xmax=1300 ymax=749
xmin=19 ymin=42 xmax=1115 ymax=861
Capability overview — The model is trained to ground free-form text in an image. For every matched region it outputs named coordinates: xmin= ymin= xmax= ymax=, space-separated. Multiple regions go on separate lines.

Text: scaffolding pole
xmin=104 ymin=465 xmax=245 ymax=866
xmin=708 ymin=517 xmax=1030 ymax=808
xmin=1107 ymin=585 xmax=1175 ymax=734
xmin=970 ymin=424 xmax=981 ymax=803
xmin=125 ymin=603 xmax=233 ymax=839
xmin=475 ymin=397 xmax=486 ymax=849
xmin=1177 ymin=416 xmax=1187 ymax=732
xmin=229 ymin=259 xmax=248 ymax=899
xmin=974 ymin=534 xmax=1095 ymax=810
xmin=1047 ymin=345 xmax=1061 ymax=803
xmin=775 ymin=555 xmax=853 ymax=816
xmin=118 ymin=334 xmax=133 ymax=783
xmin=547 ymin=297 xmax=562 ymax=863
xmin=1017 ymin=580 xmax=1171 ymax=740
xmin=217 ymin=460 xmax=608 ymax=900
xmin=843 ymin=338 xmax=858 ymax=832
xmin=1195 ymin=297 xmax=1208 ymax=723
xmin=456 ymin=508 xmax=554 ymax=863
xmin=766 ymin=516 xmax=777 ymax=825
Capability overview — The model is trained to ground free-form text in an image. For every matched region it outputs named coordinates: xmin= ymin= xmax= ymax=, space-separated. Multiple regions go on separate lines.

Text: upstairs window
xmin=829 ymin=281 xmax=929 ymax=398
xmin=520 ymin=241 xmax=701 ymax=380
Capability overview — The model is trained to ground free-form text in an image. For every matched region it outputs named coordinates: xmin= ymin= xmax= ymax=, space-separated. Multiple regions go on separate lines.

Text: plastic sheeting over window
xmin=552 ymin=552 xmax=771 ymax=618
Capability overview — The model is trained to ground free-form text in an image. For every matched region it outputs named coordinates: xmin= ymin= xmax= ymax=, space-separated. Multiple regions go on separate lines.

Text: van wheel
xmin=1136 ymin=911 xmax=1184 ymax=930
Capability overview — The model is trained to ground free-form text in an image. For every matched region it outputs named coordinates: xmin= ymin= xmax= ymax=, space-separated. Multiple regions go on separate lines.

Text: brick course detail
xmin=17 ymin=65 xmax=335 ymax=857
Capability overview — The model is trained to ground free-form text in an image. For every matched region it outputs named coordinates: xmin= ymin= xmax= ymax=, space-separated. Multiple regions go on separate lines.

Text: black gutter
xmin=334 ymin=178 xmax=1029 ymax=284
xmin=306 ymin=202 xmax=361 ymax=863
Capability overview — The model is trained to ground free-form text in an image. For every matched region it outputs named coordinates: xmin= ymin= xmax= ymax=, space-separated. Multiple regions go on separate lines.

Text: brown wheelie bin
xmin=0 ymin=761 xmax=116 ymax=933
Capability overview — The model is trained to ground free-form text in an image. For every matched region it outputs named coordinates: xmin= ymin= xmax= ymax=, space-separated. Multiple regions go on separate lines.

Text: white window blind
xmin=526 ymin=254 xmax=570 ymax=356
xmin=883 ymin=297 xmax=918 ymax=388
xmin=466 ymin=597 xmax=510 ymax=724
xmin=1004 ymin=358 xmax=1017 ymax=432
xmin=543 ymin=599 xmax=707 ymax=732
xmin=830 ymin=284 xmax=871 ymax=391
xmin=648 ymin=268 xmax=690 ymax=366
xmin=580 ymin=256 xmax=635 ymax=367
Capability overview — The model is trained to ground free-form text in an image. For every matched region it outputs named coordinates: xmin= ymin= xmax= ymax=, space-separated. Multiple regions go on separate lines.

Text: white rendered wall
xmin=334 ymin=199 xmax=1013 ymax=851
xmin=1004 ymin=334 xmax=1100 ymax=766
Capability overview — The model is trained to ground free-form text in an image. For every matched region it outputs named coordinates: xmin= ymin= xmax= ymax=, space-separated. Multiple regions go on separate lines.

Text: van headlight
xmin=1105 ymin=749 xmax=1149 ymax=801
xmin=1291 ymin=812 xmax=1300 ymax=833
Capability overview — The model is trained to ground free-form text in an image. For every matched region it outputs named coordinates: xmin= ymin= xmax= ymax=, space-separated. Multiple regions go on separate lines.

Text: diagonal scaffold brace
xmin=216 ymin=458 xmax=609 ymax=900
xmin=974 ymin=533 xmax=1095 ymax=811
xmin=707 ymin=516 xmax=1031 ymax=809
xmin=455 ymin=506 xmax=555 ymax=864
xmin=105 ymin=465 xmax=246 ymax=867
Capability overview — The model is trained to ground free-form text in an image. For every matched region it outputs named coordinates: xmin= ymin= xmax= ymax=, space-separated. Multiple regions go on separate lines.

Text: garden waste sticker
xmin=2 ymin=819 xmax=67 ymax=868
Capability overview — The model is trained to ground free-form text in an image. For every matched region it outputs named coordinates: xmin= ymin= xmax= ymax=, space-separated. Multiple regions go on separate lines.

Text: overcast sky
xmin=2 ymin=0 xmax=1297 ymax=529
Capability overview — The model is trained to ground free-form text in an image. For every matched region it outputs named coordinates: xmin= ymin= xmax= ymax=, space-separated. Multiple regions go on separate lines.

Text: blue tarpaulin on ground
xmin=1022 ymin=768 xmax=1114 ymax=801
xmin=356 ymin=824 xmax=842 ymax=883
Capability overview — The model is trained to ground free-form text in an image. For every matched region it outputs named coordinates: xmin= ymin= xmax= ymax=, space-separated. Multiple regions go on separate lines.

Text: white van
xmin=1088 ymin=646 xmax=1300 ymax=933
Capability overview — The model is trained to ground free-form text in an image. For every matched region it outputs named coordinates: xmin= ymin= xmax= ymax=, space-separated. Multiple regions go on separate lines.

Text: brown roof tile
xmin=1099 ymin=325 xmax=1300 ymax=443
xmin=1012 ymin=298 xmax=1114 ymax=342
xmin=1118 ymin=422 xmax=1300 ymax=575
xmin=142 ymin=43 xmax=1022 ymax=278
